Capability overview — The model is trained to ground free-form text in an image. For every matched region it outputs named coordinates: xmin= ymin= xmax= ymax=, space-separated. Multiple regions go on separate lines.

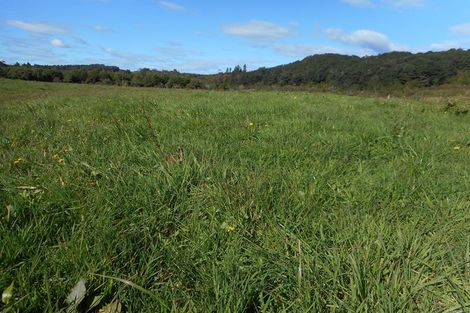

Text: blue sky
xmin=1 ymin=0 xmax=470 ymax=73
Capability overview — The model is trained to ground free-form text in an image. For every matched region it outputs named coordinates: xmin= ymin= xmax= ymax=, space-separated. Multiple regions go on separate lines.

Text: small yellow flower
xmin=226 ymin=225 xmax=236 ymax=232
xmin=52 ymin=154 xmax=65 ymax=164
xmin=248 ymin=122 xmax=254 ymax=128
xmin=14 ymin=158 xmax=23 ymax=165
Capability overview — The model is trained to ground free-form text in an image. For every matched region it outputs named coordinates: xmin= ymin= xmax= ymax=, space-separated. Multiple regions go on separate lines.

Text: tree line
xmin=0 ymin=62 xmax=206 ymax=88
xmin=2 ymin=49 xmax=470 ymax=91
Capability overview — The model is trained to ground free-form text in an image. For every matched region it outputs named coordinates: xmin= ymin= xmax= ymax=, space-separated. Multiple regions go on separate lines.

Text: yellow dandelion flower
xmin=13 ymin=158 xmax=23 ymax=165
xmin=226 ymin=225 xmax=236 ymax=232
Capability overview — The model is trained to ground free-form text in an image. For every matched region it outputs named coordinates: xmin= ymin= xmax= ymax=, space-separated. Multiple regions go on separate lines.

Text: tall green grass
xmin=1 ymin=80 xmax=469 ymax=312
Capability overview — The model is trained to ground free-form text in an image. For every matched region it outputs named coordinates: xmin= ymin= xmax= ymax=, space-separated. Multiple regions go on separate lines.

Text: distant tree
xmin=187 ymin=78 xmax=203 ymax=89
xmin=86 ymin=69 xmax=100 ymax=84
xmin=63 ymin=69 xmax=87 ymax=83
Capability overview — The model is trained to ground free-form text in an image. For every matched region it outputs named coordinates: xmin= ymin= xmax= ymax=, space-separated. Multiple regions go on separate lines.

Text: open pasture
xmin=0 ymin=80 xmax=469 ymax=312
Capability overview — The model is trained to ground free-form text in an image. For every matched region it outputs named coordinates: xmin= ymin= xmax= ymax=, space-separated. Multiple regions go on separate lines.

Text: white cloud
xmin=430 ymin=41 xmax=462 ymax=51
xmin=92 ymin=25 xmax=112 ymax=32
xmin=4 ymin=20 xmax=67 ymax=34
xmin=159 ymin=1 xmax=185 ymax=11
xmin=384 ymin=0 xmax=425 ymax=7
xmin=450 ymin=23 xmax=470 ymax=36
xmin=1 ymin=35 xmax=67 ymax=65
xmin=272 ymin=44 xmax=343 ymax=58
xmin=222 ymin=20 xmax=295 ymax=40
xmin=100 ymin=47 xmax=164 ymax=69
xmin=167 ymin=58 xmax=268 ymax=74
xmin=103 ymin=48 xmax=158 ymax=61
xmin=99 ymin=47 xmax=266 ymax=74
xmin=50 ymin=38 xmax=67 ymax=48
xmin=170 ymin=59 xmax=239 ymax=74
xmin=325 ymin=28 xmax=401 ymax=53
xmin=341 ymin=0 xmax=372 ymax=7
xmin=157 ymin=43 xmax=203 ymax=59
xmin=342 ymin=0 xmax=425 ymax=8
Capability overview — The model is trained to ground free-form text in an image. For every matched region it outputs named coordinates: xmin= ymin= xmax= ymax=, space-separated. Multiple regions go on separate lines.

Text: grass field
xmin=0 ymin=79 xmax=469 ymax=312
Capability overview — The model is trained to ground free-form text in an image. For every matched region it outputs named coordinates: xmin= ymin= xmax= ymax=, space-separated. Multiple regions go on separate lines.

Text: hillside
xmin=230 ymin=49 xmax=470 ymax=90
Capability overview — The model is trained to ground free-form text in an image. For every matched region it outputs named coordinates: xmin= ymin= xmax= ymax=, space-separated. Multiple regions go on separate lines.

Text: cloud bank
xmin=5 ymin=20 xmax=67 ymax=34
xmin=342 ymin=0 xmax=426 ymax=8
xmin=159 ymin=1 xmax=185 ymax=11
xmin=223 ymin=20 xmax=295 ymax=40
xmin=325 ymin=28 xmax=401 ymax=53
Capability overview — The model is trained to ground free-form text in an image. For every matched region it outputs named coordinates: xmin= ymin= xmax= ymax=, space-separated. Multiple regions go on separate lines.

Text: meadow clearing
xmin=0 ymin=79 xmax=469 ymax=312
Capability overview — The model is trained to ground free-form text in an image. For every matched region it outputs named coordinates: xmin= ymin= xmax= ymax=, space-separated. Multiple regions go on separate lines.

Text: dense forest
xmin=2 ymin=49 xmax=470 ymax=91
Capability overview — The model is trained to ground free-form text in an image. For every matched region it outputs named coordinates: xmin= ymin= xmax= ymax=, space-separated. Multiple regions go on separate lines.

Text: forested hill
xmin=2 ymin=49 xmax=470 ymax=91
xmin=233 ymin=49 xmax=470 ymax=89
